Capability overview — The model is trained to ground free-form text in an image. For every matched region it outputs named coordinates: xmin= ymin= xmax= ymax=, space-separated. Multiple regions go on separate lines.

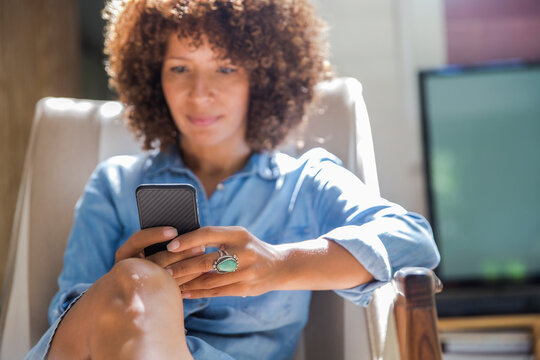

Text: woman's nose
xmin=188 ymin=74 xmax=215 ymax=102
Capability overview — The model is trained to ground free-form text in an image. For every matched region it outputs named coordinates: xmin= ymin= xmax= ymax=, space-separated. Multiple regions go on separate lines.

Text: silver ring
xmin=213 ymin=249 xmax=239 ymax=274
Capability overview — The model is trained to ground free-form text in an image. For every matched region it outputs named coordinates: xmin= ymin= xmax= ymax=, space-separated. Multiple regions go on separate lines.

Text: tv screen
xmin=419 ymin=62 xmax=540 ymax=315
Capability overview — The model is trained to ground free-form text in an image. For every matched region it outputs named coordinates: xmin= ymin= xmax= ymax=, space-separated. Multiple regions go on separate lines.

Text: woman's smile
xmin=187 ymin=115 xmax=221 ymax=127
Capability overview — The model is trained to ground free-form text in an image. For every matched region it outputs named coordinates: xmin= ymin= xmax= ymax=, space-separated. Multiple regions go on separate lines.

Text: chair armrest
xmin=393 ymin=267 xmax=443 ymax=360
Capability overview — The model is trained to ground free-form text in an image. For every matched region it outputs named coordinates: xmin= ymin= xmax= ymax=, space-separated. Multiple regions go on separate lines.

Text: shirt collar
xmin=144 ymin=145 xmax=280 ymax=180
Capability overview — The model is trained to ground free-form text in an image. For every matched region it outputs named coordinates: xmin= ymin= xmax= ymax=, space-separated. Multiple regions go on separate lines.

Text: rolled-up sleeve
xmin=310 ymin=157 xmax=440 ymax=306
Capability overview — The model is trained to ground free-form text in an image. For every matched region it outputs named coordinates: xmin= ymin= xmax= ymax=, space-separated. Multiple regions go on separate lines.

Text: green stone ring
xmin=213 ymin=249 xmax=239 ymax=274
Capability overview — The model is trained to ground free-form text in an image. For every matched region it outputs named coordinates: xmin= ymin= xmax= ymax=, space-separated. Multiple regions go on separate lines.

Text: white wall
xmin=312 ymin=0 xmax=447 ymax=216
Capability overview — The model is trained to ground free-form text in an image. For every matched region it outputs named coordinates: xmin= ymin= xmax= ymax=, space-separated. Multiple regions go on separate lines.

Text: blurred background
xmin=1 ymin=0 xmax=539 ymax=319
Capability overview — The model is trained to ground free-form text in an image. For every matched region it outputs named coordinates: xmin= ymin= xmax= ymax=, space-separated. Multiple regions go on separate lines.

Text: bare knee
xmin=50 ymin=259 xmax=188 ymax=360
xmin=109 ymin=258 xmax=177 ymax=299
xmin=97 ymin=258 xmax=182 ymax=328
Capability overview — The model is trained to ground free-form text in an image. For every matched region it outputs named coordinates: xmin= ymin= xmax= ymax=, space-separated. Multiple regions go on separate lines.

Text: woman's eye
xmin=218 ymin=67 xmax=237 ymax=74
xmin=171 ymin=66 xmax=187 ymax=73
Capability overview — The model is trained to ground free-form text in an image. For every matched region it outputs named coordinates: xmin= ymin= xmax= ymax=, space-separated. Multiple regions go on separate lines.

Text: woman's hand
xmin=164 ymin=226 xmax=286 ymax=299
xmin=116 ymin=226 xmax=373 ymax=297
xmin=115 ymin=227 xmax=207 ymax=285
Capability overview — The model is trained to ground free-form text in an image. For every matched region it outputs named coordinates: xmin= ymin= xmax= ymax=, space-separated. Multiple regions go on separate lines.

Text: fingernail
xmin=192 ymin=245 xmax=205 ymax=255
xmin=167 ymin=239 xmax=180 ymax=251
xmin=166 ymin=268 xmax=173 ymax=276
xmin=183 ymin=291 xmax=191 ymax=298
xmin=164 ymin=227 xmax=178 ymax=239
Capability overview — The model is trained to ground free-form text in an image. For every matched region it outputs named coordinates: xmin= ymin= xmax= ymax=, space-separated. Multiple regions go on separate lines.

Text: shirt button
xmin=216 ymin=183 xmax=224 ymax=191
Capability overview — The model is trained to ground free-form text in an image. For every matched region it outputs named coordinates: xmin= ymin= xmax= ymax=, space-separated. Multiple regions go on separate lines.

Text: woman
xmin=27 ymin=0 xmax=440 ymax=359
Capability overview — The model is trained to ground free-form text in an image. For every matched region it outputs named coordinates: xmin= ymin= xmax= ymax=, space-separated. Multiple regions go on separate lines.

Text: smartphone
xmin=135 ymin=184 xmax=200 ymax=257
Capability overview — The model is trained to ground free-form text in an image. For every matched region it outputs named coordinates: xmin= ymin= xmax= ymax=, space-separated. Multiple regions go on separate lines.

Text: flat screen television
xmin=419 ymin=61 xmax=540 ymax=317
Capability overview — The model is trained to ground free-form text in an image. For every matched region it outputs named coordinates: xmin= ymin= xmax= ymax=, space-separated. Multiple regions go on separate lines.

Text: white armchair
xmin=0 ymin=77 xmax=442 ymax=360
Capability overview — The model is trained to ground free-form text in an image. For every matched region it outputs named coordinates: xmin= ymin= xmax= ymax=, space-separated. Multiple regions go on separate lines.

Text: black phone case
xmin=136 ymin=184 xmax=200 ymax=257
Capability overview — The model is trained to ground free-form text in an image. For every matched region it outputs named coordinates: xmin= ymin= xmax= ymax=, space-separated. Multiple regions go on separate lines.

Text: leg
xmin=48 ymin=258 xmax=192 ymax=360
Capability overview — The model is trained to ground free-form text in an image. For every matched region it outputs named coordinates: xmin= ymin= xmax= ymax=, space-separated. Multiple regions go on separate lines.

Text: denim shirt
xmin=28 ymin=147 xmax=439 ymax=360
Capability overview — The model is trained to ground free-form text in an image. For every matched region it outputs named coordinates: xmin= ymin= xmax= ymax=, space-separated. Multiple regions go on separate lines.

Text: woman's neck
xmin=179 ymin=141 xmax=252 ymax=196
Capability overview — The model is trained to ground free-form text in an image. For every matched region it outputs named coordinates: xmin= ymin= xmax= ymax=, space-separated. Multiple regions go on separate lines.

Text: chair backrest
xmin=0 ymin=77 xmax=397 ymax=360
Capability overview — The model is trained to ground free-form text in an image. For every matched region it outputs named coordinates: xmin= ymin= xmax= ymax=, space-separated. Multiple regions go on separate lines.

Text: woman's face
xmin=161 ymin=33 xmax=250 ymax=152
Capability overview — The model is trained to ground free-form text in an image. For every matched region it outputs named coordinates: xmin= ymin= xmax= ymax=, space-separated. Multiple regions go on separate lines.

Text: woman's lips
xmin=187 ymin=115 xmax=220 ymax=126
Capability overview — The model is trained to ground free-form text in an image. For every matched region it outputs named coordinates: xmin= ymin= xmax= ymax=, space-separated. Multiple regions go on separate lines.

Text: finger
xmin=180 ymin=270 xmax=247 ymax=291
xmin=167 ymin=226 xmax=247 ymax=253
xmin=147 ymin=245 xmax=206 ymax=268
xmin=166 ymin=252 xmax=222 ymax=277
xmin=115 ymin=227 xmax=178 ymax=262
xmin=174 ymin=273 xmax=203 ymax=286
xmin=182 ymin=283 xmax=249 ymax=299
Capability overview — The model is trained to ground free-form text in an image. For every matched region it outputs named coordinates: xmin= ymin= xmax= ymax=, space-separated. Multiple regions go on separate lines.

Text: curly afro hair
xmin=103 ymin=0 xmax=333 ymax=152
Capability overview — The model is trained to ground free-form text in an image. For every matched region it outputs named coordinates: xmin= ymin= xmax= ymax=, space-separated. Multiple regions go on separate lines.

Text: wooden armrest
xmin=393 ymin=267 xmax=443 ymax=360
